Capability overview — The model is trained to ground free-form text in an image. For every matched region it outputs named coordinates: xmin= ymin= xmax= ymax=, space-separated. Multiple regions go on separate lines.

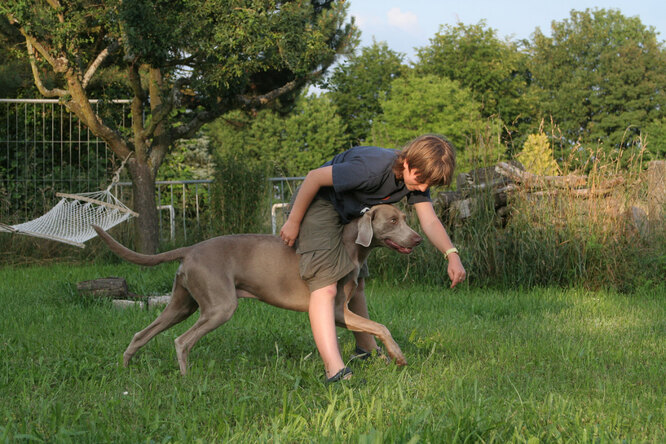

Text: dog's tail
xmin=92 ymin=225 xmax=190 ymax=266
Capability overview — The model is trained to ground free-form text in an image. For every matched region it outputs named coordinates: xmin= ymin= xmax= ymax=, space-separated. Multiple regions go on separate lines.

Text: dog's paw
xmin=395 ymin=356 xmax=407 ymax=366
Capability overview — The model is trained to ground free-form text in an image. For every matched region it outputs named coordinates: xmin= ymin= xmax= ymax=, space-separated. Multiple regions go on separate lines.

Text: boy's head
xmin=394 ymin=134 xmax=456 ymax=187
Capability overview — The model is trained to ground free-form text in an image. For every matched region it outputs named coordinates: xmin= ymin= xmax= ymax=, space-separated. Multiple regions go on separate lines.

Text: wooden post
xmin=647 ymin=161 xmax=666 ymax=235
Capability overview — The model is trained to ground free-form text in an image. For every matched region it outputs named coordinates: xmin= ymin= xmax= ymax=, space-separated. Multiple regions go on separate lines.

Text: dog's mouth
xmin=384 ymin=239 xmax=414 ymax=255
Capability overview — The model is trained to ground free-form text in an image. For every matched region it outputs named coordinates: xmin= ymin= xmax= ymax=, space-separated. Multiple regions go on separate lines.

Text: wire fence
xmin=0 ymin=98 xmax=132 ymax=222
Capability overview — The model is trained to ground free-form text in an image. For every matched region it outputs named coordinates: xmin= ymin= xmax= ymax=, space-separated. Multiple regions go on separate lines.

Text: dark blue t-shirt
xmin=317 ymin=146 xmax=431 ymax=223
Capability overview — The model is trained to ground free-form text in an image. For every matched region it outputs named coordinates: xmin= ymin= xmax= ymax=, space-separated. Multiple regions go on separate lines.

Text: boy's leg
xmin=292 ymin=196 xmax=355 ymax=379
xmin=347 ymin=277 xmax=380 ymax=353
xmin=309 ymin=282 xmax=346 ymax=378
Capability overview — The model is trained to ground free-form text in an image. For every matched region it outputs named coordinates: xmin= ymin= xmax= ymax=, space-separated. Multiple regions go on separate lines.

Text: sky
xmin=347 ymin=0 xmax=666 ymax=62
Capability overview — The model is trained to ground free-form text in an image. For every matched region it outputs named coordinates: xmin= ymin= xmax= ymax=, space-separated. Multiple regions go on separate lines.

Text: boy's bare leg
xmin=347 ymin=277 xmax=380 ymax=353
xmin=309 ymin=282 xmax=345 ymax=378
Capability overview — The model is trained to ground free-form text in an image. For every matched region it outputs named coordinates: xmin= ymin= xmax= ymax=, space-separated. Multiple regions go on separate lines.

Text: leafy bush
xmin=517 ymin=132 xmax=559 ymax=175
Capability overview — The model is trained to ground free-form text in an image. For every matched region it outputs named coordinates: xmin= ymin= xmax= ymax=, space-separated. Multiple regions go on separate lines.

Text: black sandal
xmin=349 ymin=346 xmax=384 ymax=362
xmin=326 ymin=366 xmax=352 ymax=383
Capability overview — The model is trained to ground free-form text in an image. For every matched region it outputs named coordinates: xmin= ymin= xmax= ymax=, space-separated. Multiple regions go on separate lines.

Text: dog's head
xmin=355 ymin=205 xmax=422 ymax=254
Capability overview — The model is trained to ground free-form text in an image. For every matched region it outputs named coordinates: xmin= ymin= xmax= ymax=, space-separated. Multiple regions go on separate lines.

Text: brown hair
xmin=393 ymin=134 xmax=456 ymax=187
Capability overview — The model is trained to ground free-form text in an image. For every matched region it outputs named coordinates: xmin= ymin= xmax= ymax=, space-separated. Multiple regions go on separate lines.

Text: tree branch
xmin=173 ymin=108 xmax=226 ymax=140
xmin=236 ymin=74 xmax=310 ymax=108
xmin=60 ymin=70 xmax=133 ymax=160
xmin=83 ymin=40 xmax=120 ymax=89
xmin=25 ymin=39 xmax=67 ymax=97
xmin=128 ymin=62 xmax=147 ymax=102
xmin=143 ymin=77 xmax=188 ymax=139
xmin=44 ymin=0 xmax=65 ymax=24
xmin=17 ymin=31 xmax=57 ymax=69
xmin=8 ymin=12 xmax=67 ymax=72
xmin=12 ymin=14 xmax=129 ymax=158
xmin=64 ymin=97 xmax=132 ymax=160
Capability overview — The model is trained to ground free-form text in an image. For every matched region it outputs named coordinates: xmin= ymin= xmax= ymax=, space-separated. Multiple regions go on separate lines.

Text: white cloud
xmin=386 ymin=7 xmax=419 ymax=34
xmin=351 ymin=12 xmax=383 ymax=29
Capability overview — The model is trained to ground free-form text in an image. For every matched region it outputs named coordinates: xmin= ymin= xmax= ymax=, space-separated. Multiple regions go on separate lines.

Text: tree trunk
xmin=128 ymin=159 xmax=160 ymax=254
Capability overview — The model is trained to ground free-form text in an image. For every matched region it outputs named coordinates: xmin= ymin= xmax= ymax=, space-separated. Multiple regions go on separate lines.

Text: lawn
xmin=1 ymin=263 xmax=664 ymax=442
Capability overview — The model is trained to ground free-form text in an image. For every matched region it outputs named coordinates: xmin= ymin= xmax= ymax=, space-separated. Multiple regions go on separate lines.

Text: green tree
xmin=415 ymin=21 xmax=532 ymax=146
xmin=267 ymin=93 xmax=348 ymax=175
xmin=325 ymin=40 xmax=406 ymax=145
xmin=1 ymin=0 xmax=355 ymax=253
xmin=208 ymin=93 xmax=347 ymax=176
xmin=372 ymin=74 xmax=486 ymax=172
xmin=517 ymin=133 xmax=559 ymax=175
xmin=644 ymin=118 xmax=666 ymax=159
xmin=527 ymin=8 xmax=666 ymax=156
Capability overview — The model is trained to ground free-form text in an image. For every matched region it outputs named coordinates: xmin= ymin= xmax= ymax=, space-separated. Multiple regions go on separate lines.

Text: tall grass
xmin=208 ymin=153 xmax=272 ymax=236
xmin=371 ymin=139 xmax=665 ymax=292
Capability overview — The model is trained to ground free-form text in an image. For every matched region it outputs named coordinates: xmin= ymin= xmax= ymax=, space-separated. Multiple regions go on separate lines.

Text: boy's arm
xmin=280 ymin=166 xmax=334 ymax=247
xmin=414 ymin=201 xmax=466 ymax=288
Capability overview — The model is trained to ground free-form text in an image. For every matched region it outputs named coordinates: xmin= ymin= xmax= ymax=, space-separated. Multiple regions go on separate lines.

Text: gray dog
xmin=93 ymin=204 xmax=422 ymax=375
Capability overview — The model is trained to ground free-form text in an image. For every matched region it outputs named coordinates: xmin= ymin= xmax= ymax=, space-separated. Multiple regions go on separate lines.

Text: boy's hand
xmin=280 ymin=219 xmax=300 ymax=247
xmin=447 ymin=254 xmax=466 ymax=288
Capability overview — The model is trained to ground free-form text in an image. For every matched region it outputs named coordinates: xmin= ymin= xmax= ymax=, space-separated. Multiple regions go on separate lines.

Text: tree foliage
xmin=415 ymin=21 xmax=532 ymax=145
xmin=644 ymin=118 xmax=666 ymax=159
xmin=0 ymin=19 xmax=33 ymax=97
xmin=0 ymin=0 xmax=356 ymax=252
xmin=527 ymin=8 xmax=666 ymax=152
xmin=372 ymin=73 xmax=484 ymax=152
xmin=208 ymin=93 xmax=347 ymax=177
xmin=326 ymin=40 xmax=406 ymax=145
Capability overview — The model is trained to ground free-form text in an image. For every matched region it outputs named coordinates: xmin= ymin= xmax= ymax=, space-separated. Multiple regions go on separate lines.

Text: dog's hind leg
xmin=173 ymin=278 xmax=238 ymax=375
xmin=123 ymin=278 xmax=198 ymax=367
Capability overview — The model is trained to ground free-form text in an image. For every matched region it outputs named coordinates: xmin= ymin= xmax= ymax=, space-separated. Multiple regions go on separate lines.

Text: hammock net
xmin=0 ymin=189 xmax=137 ymax=248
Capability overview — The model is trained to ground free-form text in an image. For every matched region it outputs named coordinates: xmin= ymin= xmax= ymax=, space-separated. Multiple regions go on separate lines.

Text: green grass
xmin=1 ymin=263 xmax=665 ymax=443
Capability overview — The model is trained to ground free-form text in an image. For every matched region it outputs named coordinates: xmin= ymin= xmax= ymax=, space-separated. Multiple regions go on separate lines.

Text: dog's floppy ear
xmin=355 ymin=209 xmax=374 ymax=247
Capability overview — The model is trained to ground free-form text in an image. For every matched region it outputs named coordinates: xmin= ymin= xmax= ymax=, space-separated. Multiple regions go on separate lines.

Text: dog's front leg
xmin=334 ymin=279 xmax=407 ymax=366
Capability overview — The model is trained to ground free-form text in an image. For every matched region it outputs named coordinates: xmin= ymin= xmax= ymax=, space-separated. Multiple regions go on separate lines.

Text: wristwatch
xmin=445 ymin=247 xmax=459 ymax=259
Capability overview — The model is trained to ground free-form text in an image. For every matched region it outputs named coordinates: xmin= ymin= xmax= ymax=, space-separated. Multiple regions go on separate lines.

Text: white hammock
xmin=0 ymin=189 xmax=138 ymax=248
xmin=0 ymin=154 xmax=138 ymax=248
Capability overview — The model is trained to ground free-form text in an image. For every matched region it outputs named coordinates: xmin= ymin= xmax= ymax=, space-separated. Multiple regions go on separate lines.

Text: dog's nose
xmin=412 ymin=233 xmax=422 ymax=246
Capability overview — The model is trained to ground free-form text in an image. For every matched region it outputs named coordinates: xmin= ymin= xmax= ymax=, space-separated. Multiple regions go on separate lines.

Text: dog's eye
xmin=390 ymin=218 xmax=397 ymax=224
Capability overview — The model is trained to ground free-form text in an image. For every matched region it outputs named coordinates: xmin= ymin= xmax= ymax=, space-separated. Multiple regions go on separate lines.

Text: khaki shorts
xmin=292 ymin=197 xmax=369 ymax=292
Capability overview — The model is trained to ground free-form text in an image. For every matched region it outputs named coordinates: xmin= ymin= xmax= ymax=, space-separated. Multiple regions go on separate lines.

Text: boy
xmin=280 ymin=134 xmax=466 ymax=382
